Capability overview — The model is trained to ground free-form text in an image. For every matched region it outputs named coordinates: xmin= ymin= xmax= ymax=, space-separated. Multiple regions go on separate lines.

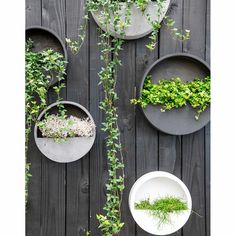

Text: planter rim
xmin=34 ymin=101 xmax=96 ymax=163
xmin=139 ymin=53 xmax=210 ymax=135
xmin=129 ymin=171 xmax=192 ymax=235
xmin=91 ymin=0 xmax=170 ymax=40
xmin=26 ymin=25 xmax=68 ymax=63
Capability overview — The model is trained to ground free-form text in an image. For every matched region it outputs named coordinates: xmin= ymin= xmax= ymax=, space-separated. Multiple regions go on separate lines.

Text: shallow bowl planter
xmin=139 ymin=53 xmax=210 ymax=135
xmin=26 ymin=26 xmax=68 ymax=86
xmin=92 ymin=1 xmax=170 ymax=40
xmin=34 ymin=101 xmax=96 ymax=163
xmin=129 ymin=171 xmax=192 ymax=235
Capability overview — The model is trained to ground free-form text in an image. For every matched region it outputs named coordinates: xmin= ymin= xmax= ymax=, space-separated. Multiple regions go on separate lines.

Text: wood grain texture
xmin=89 ymin=16 xmax=107 ymax=236
xmin=41 ymin=1 xmax=66 ymax=236
xmin=117 ymin=41 xmax=136 ymax=236
xmin=182 ymin=0 xmax=207 ymax=236
xmin=66 ymin=0 xmax=90 ymax=235
xmin=26 ymin=0 xmax=41 ymax=27
xmin=25 ymin=1 xmax=42 ymax=236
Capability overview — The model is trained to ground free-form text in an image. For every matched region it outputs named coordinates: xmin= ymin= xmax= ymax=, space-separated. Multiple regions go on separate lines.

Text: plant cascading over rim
xmin=66 ymin=1 xmax=190 ymax=235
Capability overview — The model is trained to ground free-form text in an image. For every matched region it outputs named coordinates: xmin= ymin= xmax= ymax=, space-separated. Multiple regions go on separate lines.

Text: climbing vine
xmin=66 ymin=0 xmax=190 ymax=235
xmin=25 ymin=39 xmax=66 ymax=203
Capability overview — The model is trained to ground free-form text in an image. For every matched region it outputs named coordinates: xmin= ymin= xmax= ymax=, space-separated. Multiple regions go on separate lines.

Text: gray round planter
xmin=26 ymin=26 xmax=68 ymax=86
xmin=91 ymin=1 xmax=170 ymax=40
xmin=139 ymin=53 xmax=210 ymax=135
xmin=34 ymin=101 xmax=96 ymax=163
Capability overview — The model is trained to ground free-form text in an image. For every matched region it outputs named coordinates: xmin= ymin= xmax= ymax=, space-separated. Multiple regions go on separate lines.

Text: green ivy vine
xmin=25 ymin=39 xmax=66 ymax=203
xmin=66 ymin=0 xmax=190 ymax=235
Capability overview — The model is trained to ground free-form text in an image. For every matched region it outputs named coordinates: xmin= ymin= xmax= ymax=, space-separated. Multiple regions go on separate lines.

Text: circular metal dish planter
xmin=129 ymin=171 xmax=192 ymax=235
xmin=139 ymin=53 xmax=210 ymax=135
xmin=26 ymin=26 xmax=68 ymax=86
xmin=91 ymin=1 xmax=170 ymax=40
xmin=34 ymin=101 xmax=96 ymax=163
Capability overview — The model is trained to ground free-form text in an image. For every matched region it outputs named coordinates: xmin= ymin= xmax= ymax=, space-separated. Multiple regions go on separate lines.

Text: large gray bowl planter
xmin=139 ymin=53 xmax=210 ymax=135
xmin=92 ymin=1 xmax=170 ymax=40
xmin=26 ymin=26 xmax=68 ymax=86
xmin=34 ymin=101 xmax=96 ymax=163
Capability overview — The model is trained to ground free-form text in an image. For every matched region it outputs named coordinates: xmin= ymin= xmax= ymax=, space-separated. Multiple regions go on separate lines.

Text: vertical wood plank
xmin=26 ymin=0 xmax=41 ymax=27
xmin=89 ymin=17 xmax=106 ymax=236
xmin=117 ymin=41 xmax=136 ymax=236
xmin=65 ymin=0 xmax=90 ymax=235
xmin=41 ymin=1 xmax=66 ymax=236
xmin=205 ymin=1 xmax=210 ymax=235
xmin=25 ymin=1 xmax=42 ymax=236
xmin=135 ymin=33 xmax=159 ymax=236
xmin=182 ymin=0 xmax=207 ymax=236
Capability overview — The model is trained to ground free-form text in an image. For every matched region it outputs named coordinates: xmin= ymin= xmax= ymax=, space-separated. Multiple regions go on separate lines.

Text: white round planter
xmin=129 ymin=171 xmax=192 ymax=235
xmin=34 ymin=101 xmax=96 ymax=163
xmin=92 ymin=1 xmax=170 ymax=40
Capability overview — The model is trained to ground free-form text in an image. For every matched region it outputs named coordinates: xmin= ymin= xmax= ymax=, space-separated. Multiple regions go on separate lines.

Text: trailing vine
xmin=65 ymin=0 xmax=190 ymax=235
xmin=25 ymin=39 xmax=66 ymax=203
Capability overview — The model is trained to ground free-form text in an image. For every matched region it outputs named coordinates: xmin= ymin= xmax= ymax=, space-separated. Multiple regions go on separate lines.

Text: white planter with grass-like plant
xmin=129 ymin=171 xmax=192 ymax=235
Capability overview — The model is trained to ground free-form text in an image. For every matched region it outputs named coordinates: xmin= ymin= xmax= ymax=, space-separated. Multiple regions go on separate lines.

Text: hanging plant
xmin=65 ymin=1 xmax=190 ymax=235
xmin=25 ymin=39 xmax=67 ymax=203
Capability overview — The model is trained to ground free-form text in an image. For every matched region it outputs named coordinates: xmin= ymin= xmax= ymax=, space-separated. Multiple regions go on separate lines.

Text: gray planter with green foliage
xmin=138 ymin=53 xmax=210 ymax=135
xmin=34 ymin=101 xmax=96 ymax=163
xmin=26 ymin=26 xmax=68 ymax=86
xmin=92 ymin=1 xmax=170 ymax=40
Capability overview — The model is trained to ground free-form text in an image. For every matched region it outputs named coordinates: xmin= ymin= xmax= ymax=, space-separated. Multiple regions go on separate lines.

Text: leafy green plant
xmin=131 ymin=75 xmax=211 ymax=120
xmin=135 ymin=196 xmax=188 ymax=228
xmin=25 ymin=39 xmax=67 ymax=203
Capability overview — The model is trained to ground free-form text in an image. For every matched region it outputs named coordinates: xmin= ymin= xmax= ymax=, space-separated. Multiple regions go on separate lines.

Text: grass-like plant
xmin=135 ymin=196 xmax=188 ymax=228
xmin=131 ymin=75 xmax=211 ymax=120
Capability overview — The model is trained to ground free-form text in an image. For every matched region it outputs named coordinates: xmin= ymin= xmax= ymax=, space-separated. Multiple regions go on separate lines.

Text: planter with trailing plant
xmin=131 ymin=53 xmax=211 ymax=135
xmin=129 ymin=171 xmax=192 ymax=235
xmin=25 ymin=38 xmax=67 ymax=203
xmin=26 ymin=26 xmax=68 ymax=86
xmin=34 ymin=101 xmax=96 ymax=163
xmin=91 ymin=0 xmax=170 ymax=40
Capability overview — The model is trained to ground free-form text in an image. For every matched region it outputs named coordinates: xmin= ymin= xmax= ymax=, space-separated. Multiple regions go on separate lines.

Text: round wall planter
xmin=91 ymin=1 xmax=170 ymax=40
xmin=34 ymin=101 xmax=96 ymax=163
xmin=129 ymin=171 xmax=192 ymax=235
xmin=139 ymin=53 xmax=210 ymax=135
xmin=26 ymin=26 xmax=68 ymax=86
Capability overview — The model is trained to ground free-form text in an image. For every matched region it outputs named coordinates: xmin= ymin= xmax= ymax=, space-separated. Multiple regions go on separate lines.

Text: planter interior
xmin=34 ymin=101 xmax=96 ymax=163
xmin=26 ymin=26 xmax=68 ymax=86
xmin=129 ymin=171 xmax=192 ymax=235
xmin=92 ymin=1 xmax=170 ymax=40
xmin=139 ymin=53 xmax=210 ymax=135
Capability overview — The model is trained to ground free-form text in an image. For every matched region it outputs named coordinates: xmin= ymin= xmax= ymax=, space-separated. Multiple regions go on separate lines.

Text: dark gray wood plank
xmin=25 ymin=1 xmax=42 ymax=236
xmin=65 ymin=1 xmax=90 ymax=235
xmin=205 ymin=1 xmax=210 ymax=235
xmin=116 ymin=41 xmax=136 ymax=236
xmin=135 ymin=33 xmax=159 ymax=236
xmin=26 ymin=0 xmax=41 ymax=27
xmin=89 ymin=16 xmax=107 ymax=236
xmin=41 ymin=1 xmax=66 ymax=236
xmin=182 ymin=0 xmax=207 ymax=236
